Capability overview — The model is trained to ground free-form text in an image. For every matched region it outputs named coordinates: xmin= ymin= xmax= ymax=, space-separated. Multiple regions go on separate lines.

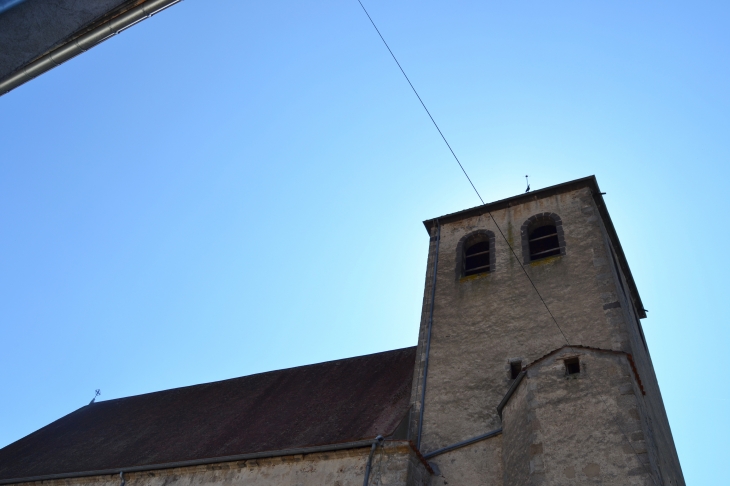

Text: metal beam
xmin=0 ymin=0 xmax=181 ymax=97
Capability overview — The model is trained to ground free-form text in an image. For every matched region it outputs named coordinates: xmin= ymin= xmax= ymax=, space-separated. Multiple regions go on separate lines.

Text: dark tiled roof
xmin=0 ymin=347 xmax=416 ymax=481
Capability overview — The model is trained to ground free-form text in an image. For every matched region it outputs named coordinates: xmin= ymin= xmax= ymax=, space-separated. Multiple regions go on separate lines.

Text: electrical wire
xmin=355 ymin=2 xmax=658 ymax=483
xmin=355 ymin=0 xmax=484 ymax=205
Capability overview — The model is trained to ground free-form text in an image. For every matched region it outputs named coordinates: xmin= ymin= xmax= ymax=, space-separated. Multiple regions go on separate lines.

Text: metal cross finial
xmin=525 ymin=175 xmax=530 ymax=193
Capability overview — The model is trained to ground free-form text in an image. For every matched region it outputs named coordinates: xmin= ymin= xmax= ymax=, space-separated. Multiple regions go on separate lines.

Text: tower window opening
xmin=464 ymin=241 xmax=490 ymax=276
xmin=528 ymin=225 xmax=561 ymax=261
xmin=510 ymin=361 xmax=522 ymax=380
xmin=564 ymin=358 xmax=580 ymax=375
xmin=457 ymin=230 xmax=495 ymax=279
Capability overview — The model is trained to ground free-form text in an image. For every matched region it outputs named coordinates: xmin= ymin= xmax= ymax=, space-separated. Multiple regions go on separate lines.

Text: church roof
xmin=0 ymin=347 xmax=416 ymax=483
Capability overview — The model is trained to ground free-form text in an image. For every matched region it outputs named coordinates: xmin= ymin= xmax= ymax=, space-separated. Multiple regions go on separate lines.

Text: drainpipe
xmin=362 ymin=435 xmax=384 ymax=486
xmin=416 ymin=220 xmax=440 ymax=450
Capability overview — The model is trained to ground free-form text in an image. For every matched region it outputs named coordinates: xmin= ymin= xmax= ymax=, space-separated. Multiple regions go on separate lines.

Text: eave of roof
xmin=0 ymin=439 xmax=378 ymax=485
xmin=0 ymin=0 xmax=181 ymax=96
xmin=423 ymin=176 xmax=646 ymax=319
xmin=0 ymin=439 xmax=435 ymax=486
xmin=0 ymin=347 xmax=416 ymax=482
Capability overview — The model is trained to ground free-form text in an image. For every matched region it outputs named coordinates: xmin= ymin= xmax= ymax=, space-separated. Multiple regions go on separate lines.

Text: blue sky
xmin=1 ymin=0 xmax=727 ymax=482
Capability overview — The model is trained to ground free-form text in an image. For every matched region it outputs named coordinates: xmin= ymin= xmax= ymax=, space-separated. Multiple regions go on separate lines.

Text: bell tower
xmin=409 ymin=176 xmax=684 ymax=485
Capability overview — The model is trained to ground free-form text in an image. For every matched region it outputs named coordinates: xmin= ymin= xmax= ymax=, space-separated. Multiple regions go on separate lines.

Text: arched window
xmin=465 ymin=240 xmax=490 ymax=276
xmin=520 ymin=213 xmax=566 ymax=264
xmin=528 ymin=224 xmax=560 ymax=260
xmin=456 ymin=230 xmax=495 ymax=278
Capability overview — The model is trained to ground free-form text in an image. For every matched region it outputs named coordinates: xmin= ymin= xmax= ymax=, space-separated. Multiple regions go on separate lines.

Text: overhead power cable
xmin=355 ymin=0 xmax=484 ymax=205
xmin=355 ymin=3 xmax=657 ymax=482
xmin=355 ymin=0 xmax=571 ymax=349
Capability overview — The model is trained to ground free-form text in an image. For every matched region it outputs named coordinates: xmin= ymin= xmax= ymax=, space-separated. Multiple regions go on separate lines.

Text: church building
xmin=0 ymin=176 xmax=685 ymax=485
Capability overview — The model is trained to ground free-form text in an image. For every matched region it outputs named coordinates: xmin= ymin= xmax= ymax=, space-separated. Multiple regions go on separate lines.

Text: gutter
xmin=0 ymin=439 xmax=377 ymax=485
xmin=0 ymin=0 xmax=182 ymax=97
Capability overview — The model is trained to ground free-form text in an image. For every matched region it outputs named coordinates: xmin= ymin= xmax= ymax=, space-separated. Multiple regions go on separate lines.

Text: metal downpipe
xmin=416 ymin=220 xmax=440 ymax=451
xmin=362 ymin=435 xmax=383 ymax=486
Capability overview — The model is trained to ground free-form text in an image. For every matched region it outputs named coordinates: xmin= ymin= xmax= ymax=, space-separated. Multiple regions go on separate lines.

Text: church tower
xmin=409 ymin=176 xmax=684 ymax=485
xmin=0 ymin=175 xmax=685 ymax=486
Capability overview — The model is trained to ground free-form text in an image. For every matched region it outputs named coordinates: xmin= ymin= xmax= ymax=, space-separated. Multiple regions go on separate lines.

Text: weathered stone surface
xmin=503 ymin=349 xmax=653 ymax=485
xmin=11 ymin=443 xmax=428 ymax=486
xmin=428 ymin=436 xmax=503 ymax=486
xmin=410 ymin=180 xmax=684 ymax=485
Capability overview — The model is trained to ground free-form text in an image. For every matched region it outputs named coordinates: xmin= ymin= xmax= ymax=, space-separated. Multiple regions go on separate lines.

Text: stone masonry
xmin=409 ymin=176 xmax=684 ymax=485
xmin=8 ymin=443 xmax=429 ymax=486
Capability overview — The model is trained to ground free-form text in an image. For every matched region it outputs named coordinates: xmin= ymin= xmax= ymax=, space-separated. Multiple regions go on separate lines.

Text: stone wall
xmin=428 ymin=435 xmax=503 ymax=486
xmin=410 ymin=183 xmax=684 ymax=485
xmin=13 ymin=443 xmax=428 ymax=486
xmin=502 ymin=349 xmax=653 ymax=485
xmin=599 ymin=220 xmax=685 ymax=485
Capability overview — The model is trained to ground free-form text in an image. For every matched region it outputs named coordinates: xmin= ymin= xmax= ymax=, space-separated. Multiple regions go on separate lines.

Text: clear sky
xmin=1 ymin=0 xmax=727 ymax=482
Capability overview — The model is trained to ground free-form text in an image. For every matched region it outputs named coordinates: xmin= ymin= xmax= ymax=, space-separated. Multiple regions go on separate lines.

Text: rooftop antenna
xmin=525 ymin=175 xmax=530 ymax=193
xmin=89 ymin=389 xmax=100 ymax=405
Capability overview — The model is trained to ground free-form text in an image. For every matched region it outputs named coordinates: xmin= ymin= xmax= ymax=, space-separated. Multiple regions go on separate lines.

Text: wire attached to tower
xmin=355 ymin=4 xmax=658 ymax=482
